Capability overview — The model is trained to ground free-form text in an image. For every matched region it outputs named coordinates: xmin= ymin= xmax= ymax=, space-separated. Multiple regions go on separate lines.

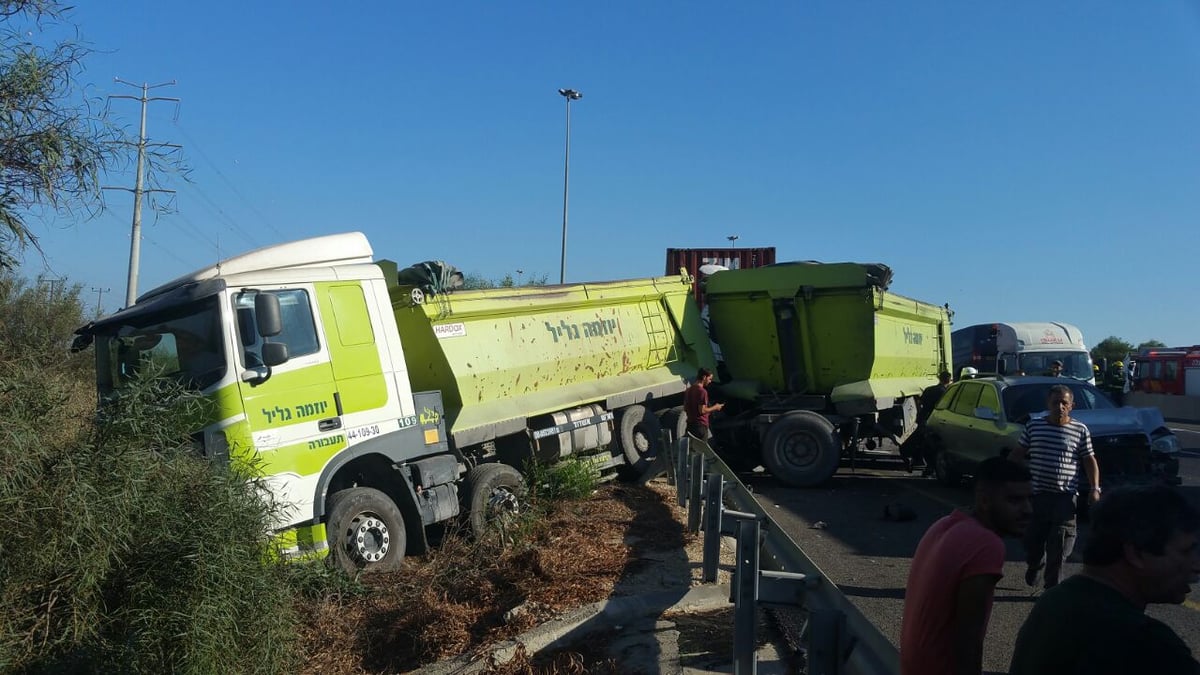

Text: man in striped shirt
xmin=1008 ymin=384 xmax=1101 ymax=590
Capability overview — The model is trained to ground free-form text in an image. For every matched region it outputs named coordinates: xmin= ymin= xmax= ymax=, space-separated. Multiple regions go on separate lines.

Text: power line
xmin=175 ymin=179 xmax=260 ymax=250
xmin=173 ymin=122 xmax=286 ymax=241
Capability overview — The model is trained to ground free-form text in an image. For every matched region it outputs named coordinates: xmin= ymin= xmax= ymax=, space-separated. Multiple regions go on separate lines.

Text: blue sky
xmin=16 ymin=2 xmax=1200 ymax=347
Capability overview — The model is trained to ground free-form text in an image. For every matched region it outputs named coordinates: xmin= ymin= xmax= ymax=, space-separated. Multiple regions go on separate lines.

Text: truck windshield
xmin=94 ymin=296 xmax=226 ymax=396
xmin=1018 ymin=351 xmax=1094 ymax=380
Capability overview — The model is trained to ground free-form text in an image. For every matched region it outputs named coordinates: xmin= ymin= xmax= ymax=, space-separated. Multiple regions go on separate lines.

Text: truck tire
xmin=761 ymin=412 xmax=840 ymax=487
xmin=464 ymin=463 xmax=525 ymax=540
xmin=326 ymin=487 xmax=406 ymax=574
xmin=658 ymin=406 xmax=688 ymax=445
xmin=616 ymin=404 xmax=663 ymax=479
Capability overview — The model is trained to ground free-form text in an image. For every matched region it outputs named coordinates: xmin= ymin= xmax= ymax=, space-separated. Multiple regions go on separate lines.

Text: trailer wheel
xmin=326 ymin=487 xmax=406 ymax=574
xmin=464 ymin=463 xmax=525 ymax=541
xmin=616 ymin=404 xmax=663 ymax=479
xmin=762 ymin=412 xmax=839 ymax=487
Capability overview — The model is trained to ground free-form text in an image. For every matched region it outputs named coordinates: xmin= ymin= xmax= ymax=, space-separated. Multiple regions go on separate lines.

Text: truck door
xmin=234 ymin=287 xmax=342 ymax=493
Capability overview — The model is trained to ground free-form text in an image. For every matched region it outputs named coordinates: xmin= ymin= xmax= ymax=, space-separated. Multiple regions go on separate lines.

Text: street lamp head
xmin=558 ymin=88 xmax=583 ymax=100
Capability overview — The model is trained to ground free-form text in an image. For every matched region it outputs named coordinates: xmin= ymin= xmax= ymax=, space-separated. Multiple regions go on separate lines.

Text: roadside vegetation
xmin=0 ymin=273 xmax=299 ymax=673
xmin=0 ymin=271 xmax=669 ymax=674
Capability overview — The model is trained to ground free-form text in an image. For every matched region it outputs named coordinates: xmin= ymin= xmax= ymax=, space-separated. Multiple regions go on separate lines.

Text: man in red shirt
xmin=683 ymin=367 xmax=723 ymax=442
xmin=900 ymin=457 xmax=1033 ymax=675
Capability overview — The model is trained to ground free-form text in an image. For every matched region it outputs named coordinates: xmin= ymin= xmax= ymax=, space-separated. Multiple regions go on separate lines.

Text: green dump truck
xmin=73 ymin=232 xmax=715 ymax=572
xmin=702 ymin=262 xmax=952 ymax=487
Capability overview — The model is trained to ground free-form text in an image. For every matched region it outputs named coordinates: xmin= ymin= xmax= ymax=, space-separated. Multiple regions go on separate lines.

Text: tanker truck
xmin=701 ymin=262 xmax=953 ymax=487
xmin=72 ymin=232 xmax=715 ymax=573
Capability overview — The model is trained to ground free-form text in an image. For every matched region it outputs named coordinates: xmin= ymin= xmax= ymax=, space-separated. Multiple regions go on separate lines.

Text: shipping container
xmin=665 ymin=247 xmax=776 ymax=307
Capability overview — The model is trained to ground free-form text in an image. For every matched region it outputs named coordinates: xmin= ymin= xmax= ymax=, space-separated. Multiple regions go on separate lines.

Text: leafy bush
xmin=526 ymin=457 xmax=600 ymax=504
xmin=0 ymin=283 xmax=301 ymax=673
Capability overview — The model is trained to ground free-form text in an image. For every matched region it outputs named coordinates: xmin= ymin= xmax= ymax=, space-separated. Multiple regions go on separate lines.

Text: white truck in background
xmin=952 ymin=322 xmax=1095 ymax=384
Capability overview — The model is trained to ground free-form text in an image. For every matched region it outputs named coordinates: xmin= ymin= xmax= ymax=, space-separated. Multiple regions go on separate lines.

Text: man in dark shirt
xmin=1009 ymin=485 xmax=1200 ymax=674
xmin=684 ymin=367 xmax=723 ymax=442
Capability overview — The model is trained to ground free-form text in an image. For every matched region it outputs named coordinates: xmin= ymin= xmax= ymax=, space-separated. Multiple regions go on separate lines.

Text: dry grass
xmin=297 ymin=482 xmax=691 ymax=674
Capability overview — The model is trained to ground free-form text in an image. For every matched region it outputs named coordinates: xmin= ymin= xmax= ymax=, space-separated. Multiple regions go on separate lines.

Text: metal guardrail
xmin=664 ymin=435 xmax=900 ymax=675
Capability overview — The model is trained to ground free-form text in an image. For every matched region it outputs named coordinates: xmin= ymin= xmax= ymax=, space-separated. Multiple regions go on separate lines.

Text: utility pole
xmin=103 ymin=79 xmax=180 ymax=307
xmin=91 ymin=287 xmax=111 ymax=316
xmin=557 ymin=88 xmax=582 ymax=284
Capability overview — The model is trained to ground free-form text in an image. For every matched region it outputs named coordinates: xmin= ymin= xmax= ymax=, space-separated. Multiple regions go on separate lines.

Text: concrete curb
xmin=420 ymin=584 xmax=732 ymax=675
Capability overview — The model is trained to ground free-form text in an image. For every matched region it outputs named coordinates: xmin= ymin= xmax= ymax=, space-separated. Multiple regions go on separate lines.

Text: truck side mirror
xmin=255 ymin=293 xmax=282 ymax=337
xmin=262 ymin=342 xmax=289 ymax=367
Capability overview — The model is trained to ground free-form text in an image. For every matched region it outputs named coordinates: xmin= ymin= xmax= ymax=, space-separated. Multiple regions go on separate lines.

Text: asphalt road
xmin=741 ymin=422 xmax=1200 ymax=675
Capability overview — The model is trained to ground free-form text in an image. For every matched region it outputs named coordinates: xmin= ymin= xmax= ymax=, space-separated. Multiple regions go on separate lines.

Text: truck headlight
xmin=1151 ymin=435 xmax=1180 ymax=454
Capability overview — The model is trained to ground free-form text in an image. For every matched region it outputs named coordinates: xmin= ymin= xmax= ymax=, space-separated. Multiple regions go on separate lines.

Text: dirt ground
xmin=297 ymin=479 xmax=709 ymax=674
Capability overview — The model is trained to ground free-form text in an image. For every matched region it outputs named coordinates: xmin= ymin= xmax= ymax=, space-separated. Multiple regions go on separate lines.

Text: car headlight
xmin=1151 ymin=435 xmax=1180 ymax=454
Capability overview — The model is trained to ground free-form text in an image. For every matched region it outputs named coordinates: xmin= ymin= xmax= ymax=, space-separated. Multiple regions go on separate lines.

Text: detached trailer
xmin=702 ymin=262 xmax=953 ymax=486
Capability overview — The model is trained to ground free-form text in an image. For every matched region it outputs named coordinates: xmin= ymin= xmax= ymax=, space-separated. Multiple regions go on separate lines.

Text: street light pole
xmin=558 ymin=88 xmax=582 ymax=284
xmin=727 ymin=235 xmax=739 ymax=248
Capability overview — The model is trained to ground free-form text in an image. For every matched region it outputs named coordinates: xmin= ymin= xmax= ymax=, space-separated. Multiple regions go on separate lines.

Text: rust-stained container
xmin=665 ymin=247 xmax=776 ymax=307
xmin=385 ymin=267 xmax=717 ymax=449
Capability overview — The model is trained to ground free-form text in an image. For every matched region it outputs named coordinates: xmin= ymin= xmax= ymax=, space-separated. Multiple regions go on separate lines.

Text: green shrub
xmin=0 ymin=368 xmax=300 ymax=674
xmin=526 ymin=457 xmax=600 ymax=504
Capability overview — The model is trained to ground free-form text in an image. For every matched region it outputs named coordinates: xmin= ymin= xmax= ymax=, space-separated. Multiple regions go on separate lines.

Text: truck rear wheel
xmin=326 ymin=487 xmax=406 ymax=574
xmin=616 ymin=404 xmax=663 ymax=479
xmin=658 ymin=406 xmax=688 ymax=445
xmin=464 ymin=463 xmax=525 ymax=541
xmin=762 ymin=412 xmax=839 ymax=487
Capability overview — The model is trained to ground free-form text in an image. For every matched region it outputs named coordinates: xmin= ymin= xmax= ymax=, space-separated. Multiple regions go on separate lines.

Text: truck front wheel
xmin=464 ymin=463 xmax=525 ymax=541
xmin=762 ymin=412 xmax=840 ymax=487
xmin=326 ymin=487 xmax=407 ymax=574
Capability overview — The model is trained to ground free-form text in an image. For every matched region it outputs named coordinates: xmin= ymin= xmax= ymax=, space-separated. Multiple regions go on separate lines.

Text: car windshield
xmin=1002 ymin=381 xmax=1115 ymax=422
xmin=94 ymin=296 xmax=226 ymax=396
xmin=1018 ymin=351 xmax=1094 ymax=380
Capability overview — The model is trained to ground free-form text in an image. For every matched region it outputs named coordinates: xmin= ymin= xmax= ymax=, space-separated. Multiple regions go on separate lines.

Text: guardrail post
xmin=688 ymin=451 xmax=706 ymax=534
xmin=676 ymin=437 xmax=690 ymax=507
xmin=733 ymin=517 xmax=761 ymax=675
xmin=660 ymin=429 xmax=676 ymax=485
xmin=808 ymin=608 xmax=847 ymax=675
xmin=703 ymin=473 xmax=724 ymax=582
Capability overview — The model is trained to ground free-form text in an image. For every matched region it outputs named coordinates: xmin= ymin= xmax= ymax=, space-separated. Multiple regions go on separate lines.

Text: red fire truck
xmin=1131 ymin=346 xmax=1200 ymax=396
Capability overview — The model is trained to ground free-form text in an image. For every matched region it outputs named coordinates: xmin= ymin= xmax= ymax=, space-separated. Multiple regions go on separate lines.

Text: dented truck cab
xmin=77 ymin=232 xmax=716 ymax=572
xmin=81 ymin=234 xmax=453 ymax=569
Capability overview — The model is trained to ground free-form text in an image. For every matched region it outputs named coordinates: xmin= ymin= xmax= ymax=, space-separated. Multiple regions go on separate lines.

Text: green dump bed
xmin=704 ymin=262 xmax=951 ymax=411
xmin=385 ymin=268 xmax=716 ymax=448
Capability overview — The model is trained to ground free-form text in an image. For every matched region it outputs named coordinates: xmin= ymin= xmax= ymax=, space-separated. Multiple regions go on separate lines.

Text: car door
xmin=973 ymin=383 xmax=1015 ymax=458
xmin=945 ymin=382 xmax=986 ymax=467
xmin=927 ymin=382 xmax=974 ymax=460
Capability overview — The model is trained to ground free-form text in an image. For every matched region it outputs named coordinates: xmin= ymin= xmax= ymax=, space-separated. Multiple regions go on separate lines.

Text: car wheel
xmin=930 ymin=442 xmax=962 ymax=487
